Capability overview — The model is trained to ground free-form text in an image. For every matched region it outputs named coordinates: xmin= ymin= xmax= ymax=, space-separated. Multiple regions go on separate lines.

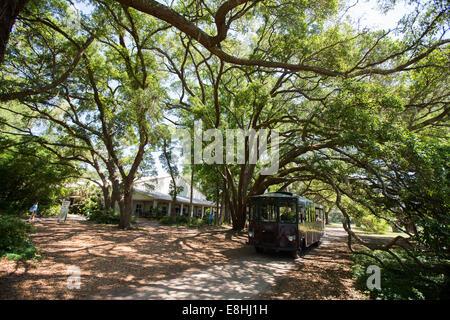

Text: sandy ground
xmin=255 ymin=227 xmax=366 ymax=300
xmin=0 ymin=219 xmax=365 ymax=300
xmin=92 ymin=249 xmax=298 ymax=299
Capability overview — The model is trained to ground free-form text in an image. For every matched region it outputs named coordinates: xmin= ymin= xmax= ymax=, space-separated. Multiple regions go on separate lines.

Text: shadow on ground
xmin=255 ymin=227 xmax=366 ymax=300
xmin=0 ymin=222 xmax=366 ymax=300
xmin=0 ymin=219 xmax=249 ymax=299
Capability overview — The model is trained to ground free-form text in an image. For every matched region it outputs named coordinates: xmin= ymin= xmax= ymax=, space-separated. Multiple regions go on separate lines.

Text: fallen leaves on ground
xmin=1 ymin=221 xmax=366 ymax=300
xmin=255 ymin=228 xmax=367 ymax=300
xmin=0 ymin=219 xmax=247 ymax=299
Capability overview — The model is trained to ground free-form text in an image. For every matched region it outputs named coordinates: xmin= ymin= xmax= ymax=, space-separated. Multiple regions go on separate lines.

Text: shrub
xmin=159 ymin=215 xmax=176 ymax=225
xmin=177 ymin=215 xmax=189 ymax=224
xmin=357 ymin=215 xmax=390 ymax=234
xmin=80 ymin=196 xmax=100 ymax=216
xmin=159 ymin=215 xmax=207 ymax=227
xmin=88 ymin=210 xmax=120 ymax=224
xmin=352 ymin=249 xmax=450 ymax=300
xmin=190 ymin=217 xmax=208 ymax=227
xmin=153 ymin=207 xmax=165 ymax=219
xmin=329 ymin=210 xmax=344 ymax=223
xmin=40 ymin=204 xmax=61 ymax=217
xmin=0 ymin=215 xmax=37 ymax=260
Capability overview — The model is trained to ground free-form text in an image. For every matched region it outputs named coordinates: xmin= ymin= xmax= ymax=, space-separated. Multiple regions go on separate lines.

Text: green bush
xmin=328 ymin=210 xmax=344 ymax=223
xmin=352 ymin=249 xmax=450 ymax=300
xmin=154 ymin=207 xmax=166 ymax=219
xmin=159 ymin=215 xmax=176 ymax=225
xmin=356 ymin=215 xmax=390 ymax=234
xmin=159 ymin=215 xmax=207 ymax=227
xmin=40 ymin=204 xmax=61 ymax=217
xmin=188 ymin=217 xmax=206 ymax=227
xmin=80 ymin=196 xmax=100 ymax=216
xmin=177 ymin=215 xmax=189 ymax=224
xmin=0 ymin=215 xmax=38 ymax=260
xmin=88 ymin=210 xmax=121 ymax=224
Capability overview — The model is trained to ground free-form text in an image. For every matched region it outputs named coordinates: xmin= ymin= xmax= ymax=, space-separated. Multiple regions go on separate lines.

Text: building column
xmin=168 ymin=202 xmax=172 ymax=216
xmin=201 ymin=206 xmax=205 ymax=219
xmin=190 ymin=205 xmax=194 ymax=218
xmin=180 ymin=203 xmax=184 ymax=216
xmin=152 ymin=200 xmax=158 ymax=216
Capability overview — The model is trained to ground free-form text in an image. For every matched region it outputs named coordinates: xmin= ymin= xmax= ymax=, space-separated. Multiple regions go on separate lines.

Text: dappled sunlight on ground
xmin=93 ymin=254 xmax=297 ymax=299
xmin=0 ymin=219 xmax=248 ymax=299
xmin=255 ymin=227 xmax=366 ymax=300
xmin=0 ymin=222 xmax=367 ymax=300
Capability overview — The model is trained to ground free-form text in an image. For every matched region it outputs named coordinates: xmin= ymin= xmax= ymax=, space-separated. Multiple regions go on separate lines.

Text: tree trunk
xmin=110 ymin=173 xmax=123 ymax=212
xmin=0 ymin=0 xmax=28 ymax=65
xmin=325 ymin=208 xmax=330 ymax=225
xmin=189 ymin=163 xmax=194 ymax=217
xmin=233 ymin=204 xmax=247 ymax=230
xmin=222 ymin=179 xmax=229 ymax=224
xmin=215 ymin=182 xmax=219 ymax=226
xmin=101 ymin=184 xmax=112 ymax=211
xmin=93 ymin=155 xmax=112 ymax=211
xmin=218 ymin=189 xmax=224 ymax=225
xmin=225 ymin=167 xmax=252 ymax=231
xmin=171 ymin=198 xmax=177 ymax=219
xmin=227 ymin=188 xmax=247 ymax=231
xmin=119 ymin=182 xmax=133 ymax=229
xmin=110 ymin=187 xmax=118 ymax=212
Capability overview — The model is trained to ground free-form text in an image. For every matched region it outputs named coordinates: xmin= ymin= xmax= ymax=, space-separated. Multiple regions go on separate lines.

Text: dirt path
xmin=20 ymin=214 xmax=87 ymax=222
xmin=0 ymin=219 xmax=249 ymax=299
xmin=256 ymin=227 xmax=366 ymax=300
xmin=93 ymin=226 xmax=364 ymax=299
xmin=91 ymin=250 xmax=297 ymax=299
xmin=0 ymin=220 xmax=365 ymax=300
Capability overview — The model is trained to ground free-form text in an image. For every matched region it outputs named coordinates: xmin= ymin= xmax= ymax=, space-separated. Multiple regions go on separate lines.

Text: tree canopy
xmin=0 ymin=0 xmax=448 ymax=290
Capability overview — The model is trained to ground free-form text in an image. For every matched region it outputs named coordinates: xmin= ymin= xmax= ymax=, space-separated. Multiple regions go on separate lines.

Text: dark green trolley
xmin=247 ymin=192 xmax=325 ymax=258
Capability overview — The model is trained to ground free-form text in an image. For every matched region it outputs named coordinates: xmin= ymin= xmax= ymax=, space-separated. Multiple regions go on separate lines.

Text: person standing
xmin=209 ymin=211 xmax=214 ymax=226
xmin=29 ymin=201 xmax=38 ymax=222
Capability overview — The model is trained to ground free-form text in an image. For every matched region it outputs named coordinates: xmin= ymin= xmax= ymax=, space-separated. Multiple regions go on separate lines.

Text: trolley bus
xmin=247 ymin=192 xmax=325 ymax=258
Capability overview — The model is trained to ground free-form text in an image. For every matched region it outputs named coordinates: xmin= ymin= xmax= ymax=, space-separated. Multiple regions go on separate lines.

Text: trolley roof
xmin=249 ymin=192 xmax=313 ymax=204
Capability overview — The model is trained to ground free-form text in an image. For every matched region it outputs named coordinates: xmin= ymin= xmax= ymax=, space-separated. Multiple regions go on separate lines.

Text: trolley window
xmin=279 ymin=201 xmax=297 ymax=223
xmin=249 ymin=203 xmax=258 ymax=221
xmin=298 ymin=203 xmax=305 ymax=222
xmin=315 ymin=207 xmax=324 ymax=221
xmin=261 ymin=202 xmax=277 ymax=222
xmin=306 ymin=205 xmax=313 ymax=222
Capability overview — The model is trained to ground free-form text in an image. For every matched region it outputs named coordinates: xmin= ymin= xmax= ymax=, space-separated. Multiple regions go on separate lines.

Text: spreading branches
xmin=0 ymin=35 xmax=94 ymax=102
xmin=114 ymin=0 xmax=449 ymax=78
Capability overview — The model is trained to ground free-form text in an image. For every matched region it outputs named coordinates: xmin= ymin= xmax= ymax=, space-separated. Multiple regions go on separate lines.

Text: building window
xmin=135 ymin=203 xmax=143 ymax=215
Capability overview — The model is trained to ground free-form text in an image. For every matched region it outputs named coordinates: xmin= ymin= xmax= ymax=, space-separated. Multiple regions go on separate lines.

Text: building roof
xmin=133 ymin=187 xmax=217 ymax=207
xmin=134 ymin=175 xmax=206 ymax=199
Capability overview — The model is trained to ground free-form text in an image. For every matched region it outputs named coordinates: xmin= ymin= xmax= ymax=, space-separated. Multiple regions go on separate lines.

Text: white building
xmin=130 ymin=175 xmax=218 ymax=218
